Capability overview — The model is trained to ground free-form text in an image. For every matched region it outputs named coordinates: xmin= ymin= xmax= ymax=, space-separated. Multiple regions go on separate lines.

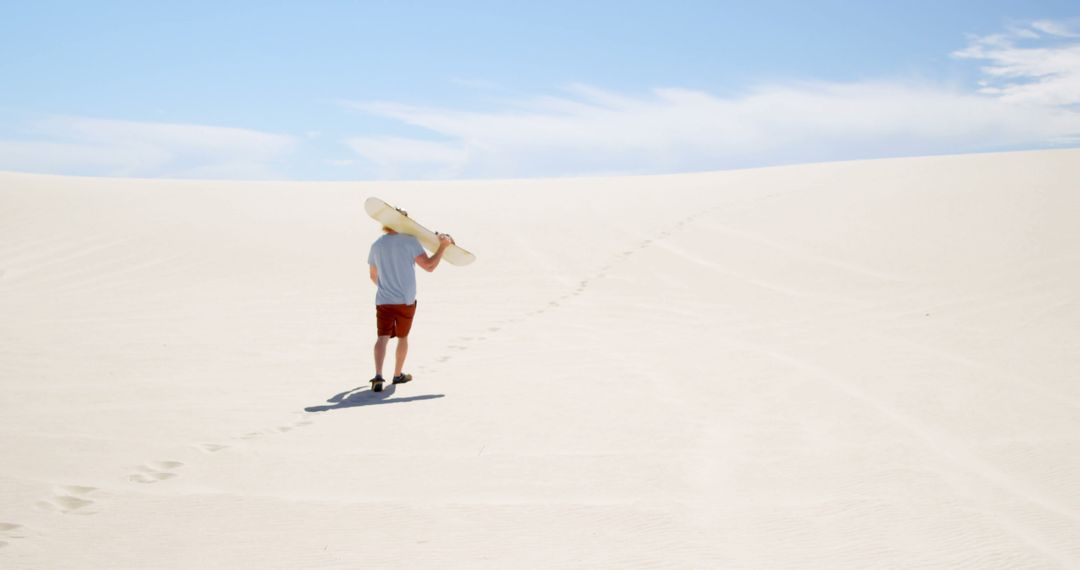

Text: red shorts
xmin=376 ymin=302 xmax=417 ymax=338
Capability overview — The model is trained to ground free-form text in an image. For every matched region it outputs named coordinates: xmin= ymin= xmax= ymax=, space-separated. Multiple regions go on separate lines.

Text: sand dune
xmin=1 ymin=149 xmax=1078 ymax=568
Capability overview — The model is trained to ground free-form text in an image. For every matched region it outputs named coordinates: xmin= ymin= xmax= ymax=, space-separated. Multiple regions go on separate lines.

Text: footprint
xmin=0 ymin=522 xmax=25 ymax=545
xmin=286 ymin=411 xmax=316 ymax=425
xmin=37 ymin=486 xmax=98 ymax=515
xmin=52 ymin=496 xmax=93 ymax=511
xmin=129 ymin=461 xmax=183 ymax=483
xmin=129 ymin=471 xmax=175 ymax=483
xmin=151 ymin=461 xmax=184 ymax=470
xmin=240 ymin=430 xmax=278 ymax=439
xmin=195 ymin=443 xmax=229 ymax=453
xmin=58 ymin=485 xmax=96 ymax=496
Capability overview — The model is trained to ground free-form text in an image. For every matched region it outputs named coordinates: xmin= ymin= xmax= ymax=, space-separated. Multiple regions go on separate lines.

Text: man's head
xmin=383 ymin=207 xmax=407 ymax=234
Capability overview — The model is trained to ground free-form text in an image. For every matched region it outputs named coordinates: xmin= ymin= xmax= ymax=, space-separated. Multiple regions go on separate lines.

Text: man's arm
xmin=369 ymin=264 xmax=378 ymax=285
xmin=415 ymin=234 xmax=454 ymax=273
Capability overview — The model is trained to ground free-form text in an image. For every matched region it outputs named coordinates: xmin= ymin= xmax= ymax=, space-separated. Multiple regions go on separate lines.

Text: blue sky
xmin=1 ymin=1 xmax=1078 ymax=179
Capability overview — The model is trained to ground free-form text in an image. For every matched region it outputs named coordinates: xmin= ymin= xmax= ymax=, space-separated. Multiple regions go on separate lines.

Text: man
xmin=368 ymin=225 xmax=453 ymax=392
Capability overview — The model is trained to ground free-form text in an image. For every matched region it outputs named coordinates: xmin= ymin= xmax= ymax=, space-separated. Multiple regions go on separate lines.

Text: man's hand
xmin=417 ymin=234 xmax=454 ymax=273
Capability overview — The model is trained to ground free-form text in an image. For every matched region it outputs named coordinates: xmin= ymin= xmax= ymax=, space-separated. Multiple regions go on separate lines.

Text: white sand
xmin=1 ymin=149 xmax=1078 ymax=568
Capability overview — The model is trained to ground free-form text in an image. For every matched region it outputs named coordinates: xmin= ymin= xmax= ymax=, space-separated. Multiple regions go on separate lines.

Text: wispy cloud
xmin=0 ymin=116 xmax=297 ymax=179
xmin=342 ymin=20 xmax=1080 ymax=179
xmin=4 ymin=21 xmax=1077 ymax=181
xmin=953 ymin=19 xmax=1080 ymax=106
xmin=1031 ymin=19 xmax=1080 ymax=39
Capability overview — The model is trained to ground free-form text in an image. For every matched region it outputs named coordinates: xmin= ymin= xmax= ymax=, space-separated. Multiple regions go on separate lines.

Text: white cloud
xmin=342 ymin=83 xmax=1080 ymax=179
xmin=953 ymin=20 xmax=1080 ymax=106
xmin=341 ymin=20 xmax=1080 ymax=179
xmin=1031 ymin=20 xmax=1079 ymax=38
xmin=0 ymin=116 xmax=297 ymax=179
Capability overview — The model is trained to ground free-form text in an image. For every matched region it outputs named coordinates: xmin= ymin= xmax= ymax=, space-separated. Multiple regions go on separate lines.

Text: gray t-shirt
xmin=368 ymin=233 xmax=425 ymax=305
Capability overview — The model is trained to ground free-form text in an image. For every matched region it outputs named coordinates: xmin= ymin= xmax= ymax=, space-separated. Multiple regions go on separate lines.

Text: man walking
xmin=368 ymin=226 xmax=452 ymax=392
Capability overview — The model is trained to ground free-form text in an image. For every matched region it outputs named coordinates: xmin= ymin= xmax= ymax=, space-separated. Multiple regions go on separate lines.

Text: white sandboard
xmin=364 ymin=197 xmax=476 ymax=266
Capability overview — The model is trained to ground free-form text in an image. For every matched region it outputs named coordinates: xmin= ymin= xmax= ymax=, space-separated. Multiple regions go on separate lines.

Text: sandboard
xmin=364 ymin=197 xmax=476 ymax=266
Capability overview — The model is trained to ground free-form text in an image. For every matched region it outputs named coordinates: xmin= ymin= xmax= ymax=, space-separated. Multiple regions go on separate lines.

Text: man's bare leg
xmin=374 ymin=336 xmax=391 ymax=378
xmin=394 ymin=336 xmax=409 ymax=378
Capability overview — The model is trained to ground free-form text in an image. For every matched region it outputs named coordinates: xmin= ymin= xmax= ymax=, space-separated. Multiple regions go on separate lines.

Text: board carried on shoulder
xmin=364 ymin=197 xmax=476 ymax=266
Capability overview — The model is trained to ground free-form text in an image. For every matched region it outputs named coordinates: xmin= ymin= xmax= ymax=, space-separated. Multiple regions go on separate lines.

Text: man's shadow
xmin=304 ymin=383 xmax=445 ymax=413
